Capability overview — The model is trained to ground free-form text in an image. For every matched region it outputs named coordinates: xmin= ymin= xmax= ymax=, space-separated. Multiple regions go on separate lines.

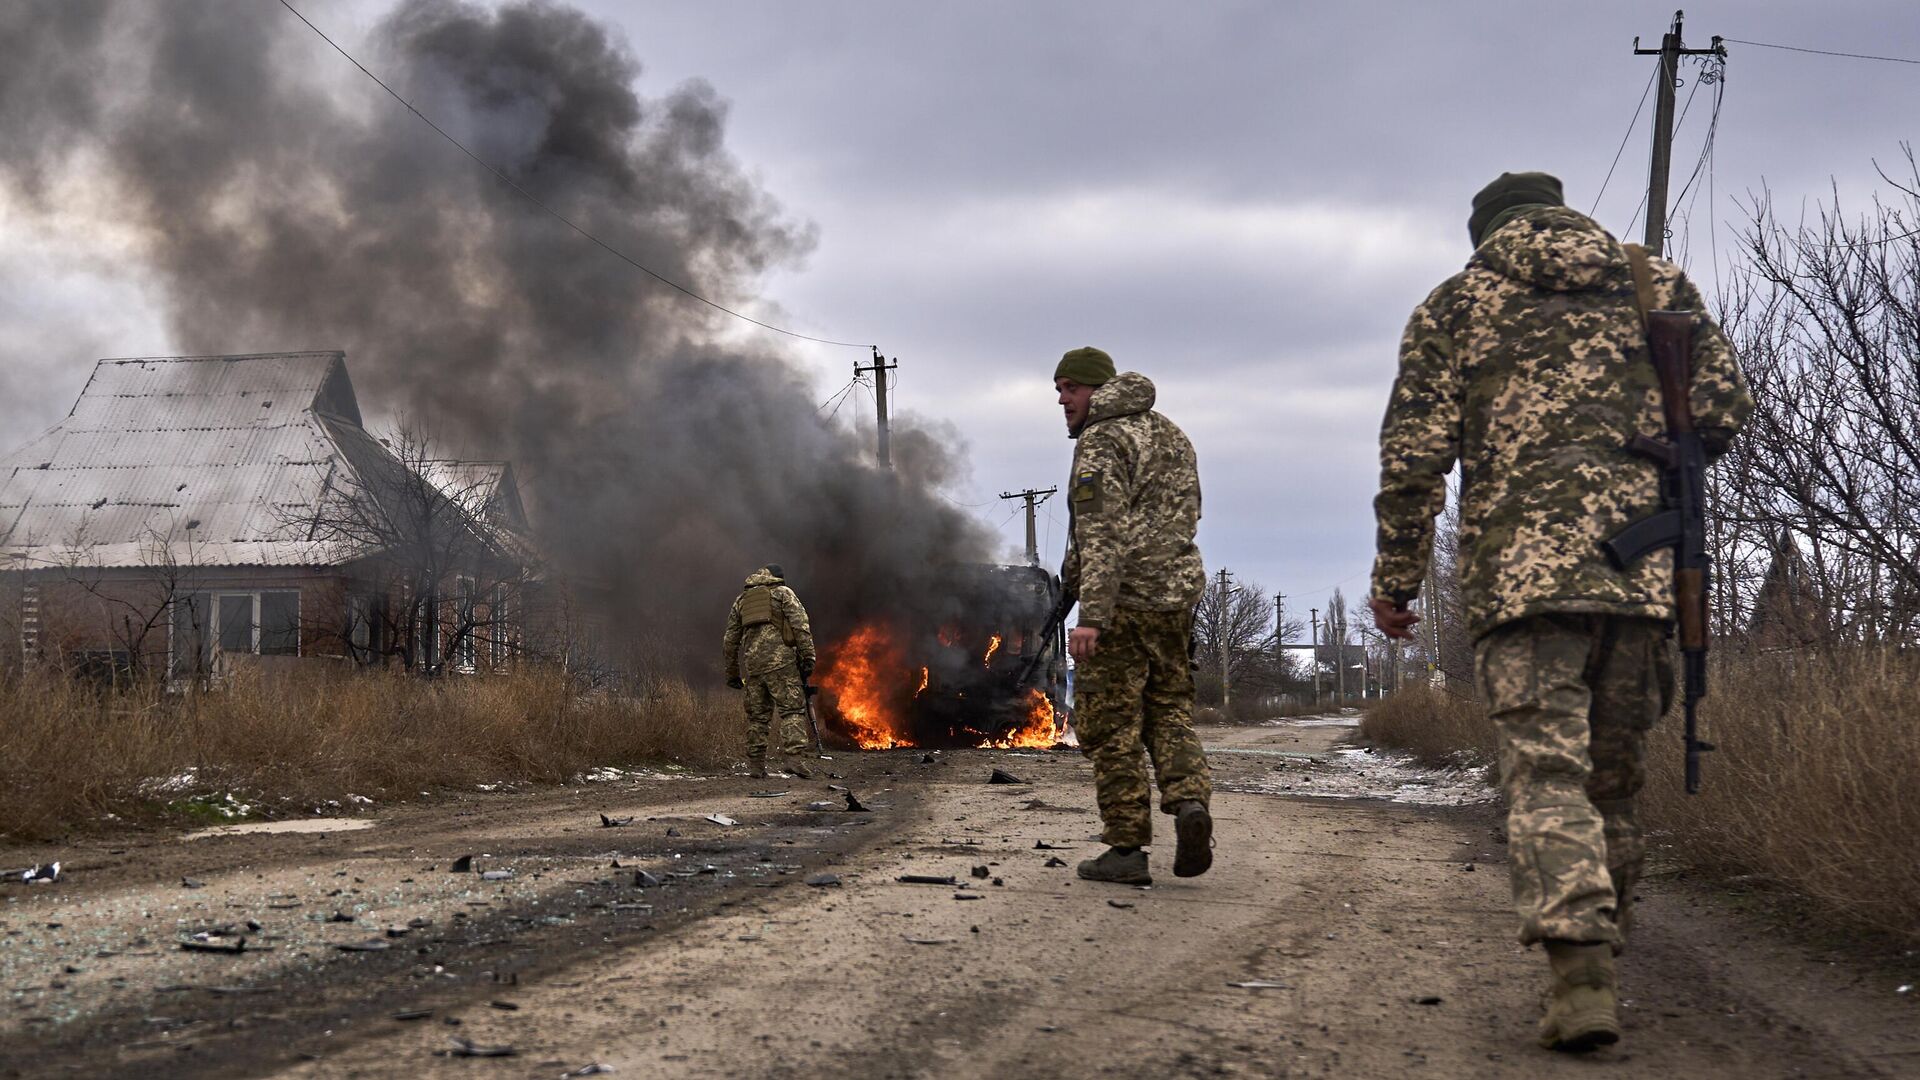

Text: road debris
xmin=392 ymin=1010 xmax=433 ymax=1021
xmin=181 ymin=877 xmax=206 ymax=889
xmin=336 ymin=939 xmax=392 ymax=952
xmin=804 ymin=874 xmax=842 ymax=887
xmin=903 ymin=936 xmax=955 ymax=945
xmin=563 ymin=1065 xmax=616 ymax=1077
xmin=1412 ymin=995 xmax=1443 ymax=1006
xmin=1228 ymin=980 xmax=1292 ymax=990
xmin=954 ymin=892 xmax=984 ymax=901
xmin=632 ymin=870 xmax=663 ymax=888
xmin=600 ymin=814 xmax=634 ymax=827
xmin=1107 ymin=899 xmax=1134 ymax=910
xmin=988 ymin=768 xmax=1025 ymax=785
xmin=488 ymin=1000 xmax=520 ymax=1011
xmin=179 ymin=934 xmax=254 ymax=955
xmin=970 ymin=865 xmax=990 ymax=879
xmin=1033 ymin=840 xmax=1066 ymax=850
xmin=443 ymin=1036 xmax=516 ymax=1058
xmin=481 ymin=869 xmax=515 ymax=881
xmin=705 ymin=814 xmax=739 ymax=827
xmin=6 ymin=862 xmax=61 ymax=884
xmin=749 ymin=790 xmax=790 ymax=798
xmin=896 ymin=874 xmax=959 ymax=886
xmin=1043 ymin=856 xmax=1067 ymax=868
xmin=450 ymin=855 xmax=475 ymax=873
xmin=844 ymin=790 xmax=871 ymax=812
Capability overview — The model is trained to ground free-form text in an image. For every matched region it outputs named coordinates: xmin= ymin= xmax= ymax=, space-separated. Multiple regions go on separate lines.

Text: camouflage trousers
xmin=1074 ymin=605 xmax=1212 ymax=848
xmin=1475 ymin=613 xmax=1674 ymax=948
xmin=743 ymin=664 xmax=811 ymax=760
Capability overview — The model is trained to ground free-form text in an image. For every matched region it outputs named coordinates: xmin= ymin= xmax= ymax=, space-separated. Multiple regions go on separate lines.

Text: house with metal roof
xmin=0 ymin=352 xmax=534 ymax=681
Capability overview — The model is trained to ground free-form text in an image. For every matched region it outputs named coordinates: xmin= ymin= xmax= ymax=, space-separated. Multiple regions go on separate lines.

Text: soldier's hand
xmin=798 ymin=660 xmax=814 ymax=678
xmin=1368 ymin=597 xmax=1420 ymax=641
xmin=726 ymin=675 xmax=744 ymax=690
xmin=1068 ymin=626 xmax=1101 ymax=662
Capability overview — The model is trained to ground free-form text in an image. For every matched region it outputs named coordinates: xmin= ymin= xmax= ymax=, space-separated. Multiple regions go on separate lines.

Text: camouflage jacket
xmin=722 ymin=570 xmax=817 ymax=678
xmin=1062 ymin=372 xmax=1206 ymax=628
xmin=1371 ymin=206 xmax=1753 ymax=639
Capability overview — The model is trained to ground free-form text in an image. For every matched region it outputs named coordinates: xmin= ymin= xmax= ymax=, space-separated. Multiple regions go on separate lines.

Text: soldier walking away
xmin=723 ymin=565 xmax=819 ymax=780
xmin=1368 ymin=172 xmax=1752 ymax=1053
xmin=1054 ymin=346 xmax=1214 ymax=887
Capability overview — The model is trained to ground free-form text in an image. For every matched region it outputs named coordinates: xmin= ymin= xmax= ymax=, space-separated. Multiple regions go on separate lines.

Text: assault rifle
xmin=1012 ymin=587 xmax=1076 ymax=690
xmin=1600 ymin=309 xmax=1713 ymax=794
xmin=801 ymin=682 xmax=826 ymax=757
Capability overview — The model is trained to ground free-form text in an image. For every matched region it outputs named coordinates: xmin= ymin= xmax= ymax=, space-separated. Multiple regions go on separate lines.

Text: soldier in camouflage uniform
xmin=1369 ymin=172 xmax=1752 ymax=1052
xmin=1054 ymin=346 xmax=1214 ymax=886
xmin=723 ymin=565 xmax=818 ymax=779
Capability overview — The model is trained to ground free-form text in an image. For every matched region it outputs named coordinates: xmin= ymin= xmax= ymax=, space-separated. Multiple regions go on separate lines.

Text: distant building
xmin=0 ymin=352 xmax=544 ymax=681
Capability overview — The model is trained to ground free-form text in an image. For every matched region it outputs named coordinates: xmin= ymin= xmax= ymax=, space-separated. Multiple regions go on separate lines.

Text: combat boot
xmin=747 ymin=755 xmax=767 ymax=780
xmin=1076 ymin=846 xmax=1151 ymax=885
xmin=782 ymin=758 xmax=814 ymax=780
xmin=1537 ymin=941 xmax=1621 ymax=1052
xmin=1170 ymin=800 xmax=1213 ymax=877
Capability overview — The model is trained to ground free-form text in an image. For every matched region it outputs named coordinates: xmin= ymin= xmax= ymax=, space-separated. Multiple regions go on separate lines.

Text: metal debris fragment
xmin=1043 ymin=857 xmax=1067 ymax=868
xmin=704 ymin=814 xmax=738 ymax=827
xmin=336 ymin=940 xmax=392 ymax=952
xmin=1227 ymin=980 xmax=1291 ymax=989
xmin=444 ymin=1036 xmax=516 ymax=1058
xmin=1107 ymin=899 xmax=1134 ymax=910
xmin=896 ymin=874 xmax=959 ymax=886
xmin=988 ymin=768 xmax=1025 ymax=785
xmin=970 ymin=865 xmax=990 ymax=879
xmin=748 ymin=790 xmax=790 ymax=798
xmin=481 ymin=869 xmax=515 ymax=881
xmin=843 ymin=791 xmax=870 ymax=812
xmin=1033 ymin=840 xmax=1066 ymax=850
xmin=600 ymin=814 xmax=634 ymax=828
xmin=903 ymin=936 xmax=955 ymax=945
xmin=804 ymin=874 xmax=842 ymax=888
xmin=632 ymin=870 xmax=663 ymax=888
xmin=450 ymin=855 xmax=474 ymax=873
xmin=392 ymin=1010 xmax=433 ymax=1021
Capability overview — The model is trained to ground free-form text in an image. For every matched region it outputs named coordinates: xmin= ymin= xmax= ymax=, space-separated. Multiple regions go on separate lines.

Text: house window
xmin=171 ymin=589 xmax=300 ymax=675
xmin=490 ymin=585 xmax=511 ymax=669
xmin=455 ymin=577 xmax=477 ymax=672
xmin=347 ymin=593 xmax=386 ymax=662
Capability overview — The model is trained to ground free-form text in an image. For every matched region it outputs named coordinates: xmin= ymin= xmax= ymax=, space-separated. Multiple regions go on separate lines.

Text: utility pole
xmin=1309 ymin=607 xmax=1321 ymax=708
xmin=1634 ymin=11 xmax=1725 ymax=257
xmin=854 ymin=348 xmax=898 ymax=468
xmin=998 ymin=487 xmax=1057 ymax=566
xmin=1273 ymin=592 xmax=1285 ymax=657
xmin=1213 ymin=569 xmax=1236 ymax=714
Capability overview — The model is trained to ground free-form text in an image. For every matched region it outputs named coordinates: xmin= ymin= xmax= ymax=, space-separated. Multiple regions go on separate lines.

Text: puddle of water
xmin=183 ymin=817 xmax=376 ymax=841
xmin=1223 ymin=746 xmax=1495 ymax=807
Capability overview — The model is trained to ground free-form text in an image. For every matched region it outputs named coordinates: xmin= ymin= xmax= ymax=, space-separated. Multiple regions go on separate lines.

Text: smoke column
xmin=0 ymin=0 xmax=993 ymax=673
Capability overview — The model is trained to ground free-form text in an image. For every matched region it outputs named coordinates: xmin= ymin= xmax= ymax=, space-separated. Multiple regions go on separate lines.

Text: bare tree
xmin=1717 ymin=153 xmax=1920 ymax=645
xmin=291 ymin=423 xmax=538 ymax=676
xmin=1192 ymin=572 xmax=1293 ymax=714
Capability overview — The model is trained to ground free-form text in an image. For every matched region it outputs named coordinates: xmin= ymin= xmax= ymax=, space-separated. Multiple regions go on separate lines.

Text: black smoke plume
xmin=0 ymin=0 xmax=996 ymax=677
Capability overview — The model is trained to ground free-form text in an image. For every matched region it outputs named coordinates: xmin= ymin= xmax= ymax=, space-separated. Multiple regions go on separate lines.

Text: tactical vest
xmin=738 ymin=586 xmax=796 ymax=646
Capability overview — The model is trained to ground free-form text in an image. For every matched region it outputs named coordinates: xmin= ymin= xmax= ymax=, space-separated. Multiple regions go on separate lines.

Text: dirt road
xmin=3 ymin=719 xmax=1915 ymax=1078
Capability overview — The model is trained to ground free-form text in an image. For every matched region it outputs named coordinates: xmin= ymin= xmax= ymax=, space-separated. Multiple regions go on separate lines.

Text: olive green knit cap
xmin=1054 ymin=346 xmax=1115 ymax=386
xmin=1469 ymin=171 xmax=1565 ymax=247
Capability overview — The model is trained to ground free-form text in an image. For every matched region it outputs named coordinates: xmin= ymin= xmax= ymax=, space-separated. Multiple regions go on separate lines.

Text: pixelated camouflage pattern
xmin=1475 ymin=613 xmax=1673 ymax=947
xmin=741 ymin=664 xmax=811 ymax=759
xmin=723 ymin=569 xmax=816 ymax=679
xmin=1371 ymin=206 xmax=1753 ymax=638
xmin=1062 ymin=373 xmax=1206 ymax=629
xmin=1073 ymin=605 xmax=1212 ymax=848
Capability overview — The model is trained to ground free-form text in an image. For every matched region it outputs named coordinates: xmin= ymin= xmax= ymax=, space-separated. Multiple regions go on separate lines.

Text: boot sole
xmin=1542 ymin=1020 xmax=1621 ymax=1053
xmin=1173 ymin=806 xmax=1213 ymax=878
xmin=1076 ymin=862 xmax=1151 ymax=886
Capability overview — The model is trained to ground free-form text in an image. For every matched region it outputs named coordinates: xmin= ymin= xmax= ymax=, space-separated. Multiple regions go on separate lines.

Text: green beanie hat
xmin=1054 ymin=346 xmax=1115 ymax=386
xmin=1468 ymin=171 xmax=1565 ymax=247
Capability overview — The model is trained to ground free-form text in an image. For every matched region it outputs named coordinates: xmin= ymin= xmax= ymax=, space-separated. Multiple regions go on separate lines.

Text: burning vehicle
xmin=816 ymin=564 xmax=1069 ymax=749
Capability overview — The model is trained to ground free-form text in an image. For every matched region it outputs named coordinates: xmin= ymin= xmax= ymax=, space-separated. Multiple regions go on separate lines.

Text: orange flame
xmin=817 ymin=623 xmax=912 ymax=749
xmin=984 ymin=689 xmax=1062 ymax=749
xmin=914 ymin=666 xmax=929 ymax=698
xmin=983 ymin=634 xmax=1003 ymax=668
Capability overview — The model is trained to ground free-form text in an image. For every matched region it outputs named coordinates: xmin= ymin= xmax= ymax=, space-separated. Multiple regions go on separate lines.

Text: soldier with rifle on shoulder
xmin=1368 ymin=172 xmax=1752 ymax=1053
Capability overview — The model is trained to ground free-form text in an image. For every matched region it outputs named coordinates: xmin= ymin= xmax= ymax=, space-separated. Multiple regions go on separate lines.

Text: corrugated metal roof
xmin=0 ymin=352 xmax=384 ymax=569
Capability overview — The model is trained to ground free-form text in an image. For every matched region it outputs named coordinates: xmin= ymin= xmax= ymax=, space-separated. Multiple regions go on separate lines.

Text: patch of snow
xmin=1223 ymin=746 xmax=1495 ymax=807
xmin=184 ymin=817 xmax=375 ymax=841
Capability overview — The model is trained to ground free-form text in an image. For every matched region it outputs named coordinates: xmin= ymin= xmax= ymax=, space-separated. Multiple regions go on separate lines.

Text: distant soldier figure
xmin=1369 ymin=172 xmax=1752 ymax=1051
xmin=723 ymin=565 xmax=818 ymax=780
xmin=1054 ymin=346 xmax=1214 ymax=886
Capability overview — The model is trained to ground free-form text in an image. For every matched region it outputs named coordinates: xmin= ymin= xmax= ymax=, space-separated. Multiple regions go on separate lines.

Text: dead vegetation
xmin=1364 ymin=650 xmax=1920 ymax=942
xmin=0 ymin=666 xmax=742 ymax=841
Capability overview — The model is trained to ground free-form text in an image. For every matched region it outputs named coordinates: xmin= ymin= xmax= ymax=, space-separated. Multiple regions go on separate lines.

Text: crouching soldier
xmin=723 ymin=565 xmax=818 ymax=779
xmin=1054 ymin=346 xmax=1214 ymax=886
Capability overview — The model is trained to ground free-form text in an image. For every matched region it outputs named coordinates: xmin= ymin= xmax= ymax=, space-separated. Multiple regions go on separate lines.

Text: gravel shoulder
xmin=4 ymin=722 xmax=1916 ymax=1079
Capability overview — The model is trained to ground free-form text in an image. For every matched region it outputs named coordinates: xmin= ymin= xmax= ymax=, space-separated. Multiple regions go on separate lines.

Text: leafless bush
xmin=1360 ymin=682 xmax=1495 ymax=768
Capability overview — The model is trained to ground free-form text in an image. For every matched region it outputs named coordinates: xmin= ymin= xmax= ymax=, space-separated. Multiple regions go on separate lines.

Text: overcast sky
xmin=3 ymin=0 xmax=1914 ymax=626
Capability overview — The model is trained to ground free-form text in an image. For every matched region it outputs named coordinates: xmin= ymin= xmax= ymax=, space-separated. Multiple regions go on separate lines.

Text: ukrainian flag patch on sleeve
xmin=1072 ymin=469 xmax=1103 ymax=513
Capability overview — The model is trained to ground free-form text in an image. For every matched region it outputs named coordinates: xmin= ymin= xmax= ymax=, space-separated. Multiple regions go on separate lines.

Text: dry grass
xmin=0 ymin=666 xmax=743 ymax=841
xmin=1364 ymin=649 xmax=1920 ymax=942
xmin=1360 ymin=681 xmax=1497 ymax=767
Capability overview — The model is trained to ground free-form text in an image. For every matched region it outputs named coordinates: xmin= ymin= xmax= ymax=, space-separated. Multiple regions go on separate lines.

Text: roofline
xmin=91 ymin=350 xmax=348 ymax=364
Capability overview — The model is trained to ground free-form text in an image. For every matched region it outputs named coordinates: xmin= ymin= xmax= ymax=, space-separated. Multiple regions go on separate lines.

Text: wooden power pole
xmin=855 ymin=348 xmax=898 ymax=468
xmin=1309 ymin=607 xmax=1321 ymax=708
xmin=998 ymin=487 xmax=1057 ymax=566
xmin=1635 ymin=11 xmax=1726 ymax=257
xmin=1213 ymin=569 xmax=1235 ymax=714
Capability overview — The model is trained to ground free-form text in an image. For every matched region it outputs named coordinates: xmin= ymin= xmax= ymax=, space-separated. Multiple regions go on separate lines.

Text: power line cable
xmin=1723 ymin=37 xmax=1920 ymax=66
xmin=1591 ymin=65 xmax=1659 ymax=215
xmin=276 ymin=0 xmax=873 ymax=350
